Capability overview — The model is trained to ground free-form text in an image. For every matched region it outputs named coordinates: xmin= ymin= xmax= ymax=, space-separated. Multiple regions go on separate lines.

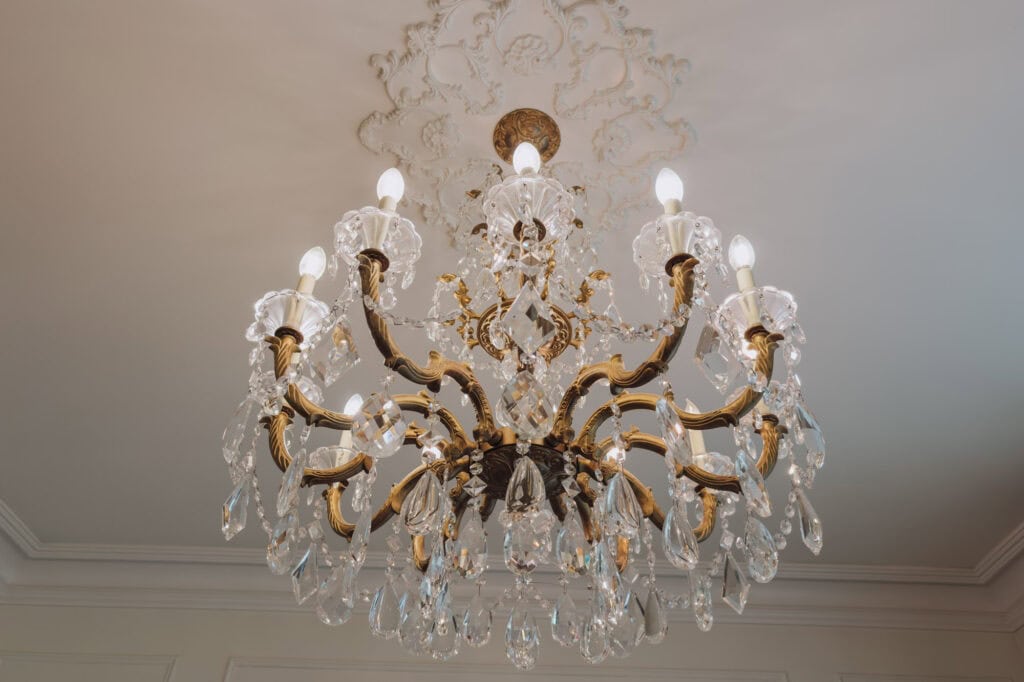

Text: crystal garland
xmin=221 ymin=145 xmax=825 ymax=668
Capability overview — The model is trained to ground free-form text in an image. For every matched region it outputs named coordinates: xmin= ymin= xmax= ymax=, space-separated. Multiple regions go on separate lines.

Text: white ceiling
xmin=1 ymin=0 xmax=1022 ymax=571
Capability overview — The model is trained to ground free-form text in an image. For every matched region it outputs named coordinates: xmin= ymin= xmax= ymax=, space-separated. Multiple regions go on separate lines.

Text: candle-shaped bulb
xmin=298 ymin=246 xmax=327 ymax=280
xmin=375 ymin=167 xmax=405 ymax=204
xmin=512 ymin=142 xmax=541 ymax=174
xmin=728 ymin=235 xmax=756 ymax=271
xmin=654 ymin=167 xmax=684 ymax=212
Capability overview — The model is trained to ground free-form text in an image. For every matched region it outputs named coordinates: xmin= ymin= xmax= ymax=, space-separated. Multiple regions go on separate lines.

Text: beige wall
xmin=0 ymin=604 xmax=1022 ymax=682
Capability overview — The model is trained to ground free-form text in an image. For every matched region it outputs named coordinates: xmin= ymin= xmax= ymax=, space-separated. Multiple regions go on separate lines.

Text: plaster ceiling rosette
xmin=358 ymin=0 xmax=693 ymax=242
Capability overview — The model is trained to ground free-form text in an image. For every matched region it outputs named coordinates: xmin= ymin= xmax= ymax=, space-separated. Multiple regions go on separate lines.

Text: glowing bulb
xmin=728 ymin=235 xmax=756 ymax=271
xmin=512 ymin=142 xmax=541 ymax=174
xmin=298 ymin=246 xmax=327 ymax=280
xmin=375 ymin=168 xmax=405 ymax=203
xmin=343 ymin=393 xmax=364 ymax=416
xmin=654 ymin=167 xmax=684 ymax=207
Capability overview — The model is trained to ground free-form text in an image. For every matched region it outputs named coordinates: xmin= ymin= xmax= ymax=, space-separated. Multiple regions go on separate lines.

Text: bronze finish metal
xmin=493 ymin=108 xmax=561 ymax=163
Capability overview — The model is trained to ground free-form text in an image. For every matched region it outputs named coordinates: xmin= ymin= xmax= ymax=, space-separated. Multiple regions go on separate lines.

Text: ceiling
xmin=0 ymin=0 xmax=1022 ymax=571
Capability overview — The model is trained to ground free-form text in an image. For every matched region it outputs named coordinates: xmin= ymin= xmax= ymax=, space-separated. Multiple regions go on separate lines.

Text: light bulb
xmin=728 ymin=235 xmax=756 ymax=271
xmin=298 ymin=246 xmax=327 ymax=280
xmin=375 ymin=167 xmax=405 ymax=203
xmin=512 ymin=142 xmax=541 ymax=174
xmin=654 ymin=167 xmax=684 ymax=207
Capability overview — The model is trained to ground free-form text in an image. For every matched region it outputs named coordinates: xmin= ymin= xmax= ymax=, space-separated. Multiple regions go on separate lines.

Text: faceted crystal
xmin=316 ymin=561 xmax=355 ymax=625
xmin=795 ymin=488 xmax=824 ymax=555
xmin=505 ymin=456 xmax=545 ymax=513
xmin=735 ymin=450 xmax=771 ymax=518
xmin=689 ymin=569 xmax=713 ymax=632
xmin=315 ymin=321 xmax=358 ymax=386
xmin=426 ymin=609 xmax=460 ymax=661
xmin=420 ymin=538 xmax=450 ymax=611
xmin=418 ymin=417 xmax=446 ymax=450
xmin=603 ymin=474 xmax=642 ymax=539
xmin=608 ymin=592 xmax=644 ymax=657
xmin=464 ymin=474 xmax=487 ymax=497
xmin=276 ymin=449 xmax=307 ymax=517
xmin=496 ymin=371 xmax=553 ymax=440
xmin=691 ymin=451 xmax=734 ymax=476
xmin=644 ymin=588 xmax=667 ymax=644
xmin=222 ymin=398 xmax=256 ymax=462
xmin=401 ymin=471 xmax=445 ymax=536
xmin=369 ymin=577 xmax=402 ymax=639
xmin=349 ymin=504 xmax=372 ymax=567
xmin=662 ymin=502 xmax=699 ymax=570
xmin=398 ymin=597 xmax=427 ymax=654
xmin=290 ymin=543 xmax=319 ymax=605
xmin=796 ymin=401 xmax=826 ymax=468
xmin=722 ymin=551 xmax=750 ymax=614
xmin=462 ymin=593 xmax=492 ymax=647
xmin=555 ymin=514 xmax=589 ymax=576
xmin=266 ymin=511 xmax=298 ymax=574
xmin=308 ymin=444 xmax=357 ymax=470
xmin=503 ymin=509 xmax=554 ymax=574
xmin=453 ymin=506 xmax=487 ymax=579
xmin=551 ymin=591 xmax=581 ymax=646
xmin=505 ymin=601 xmax=540 ymax=670
xmin=656 ymin=398 xmax=691 ymax=470
xmin=221 ymin=476 xmax=249 ymax=541
xmin=351 ymin=392 xmax=407 ymax=459
xmin=694 ymin=324 xmax=734 ymax=393
xmin=744 ymin=517 xmax=779 ymax=583
xmin=580 ymin=617 xmax=609 ymax=664
xmin=501 ymin=282 xmax=557 ymax=354
xmin=591 ymin=539 xmax=618 ymax=596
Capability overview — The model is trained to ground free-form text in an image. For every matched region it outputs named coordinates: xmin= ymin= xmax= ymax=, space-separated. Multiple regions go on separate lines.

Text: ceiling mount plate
xmin=493 ymin=108 xmax=561 ymax=164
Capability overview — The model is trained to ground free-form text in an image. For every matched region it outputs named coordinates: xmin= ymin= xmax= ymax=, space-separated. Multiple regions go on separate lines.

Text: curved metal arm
xmin=550 ymin=257 xmax=695 ymax=441
xmin=264 ymin=411 xmax=373 ymax=484
xmin=358 ymin=251 xmax=497 ymax=441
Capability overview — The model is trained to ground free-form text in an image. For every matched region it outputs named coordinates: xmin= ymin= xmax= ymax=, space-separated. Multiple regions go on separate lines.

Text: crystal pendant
xmin=744 ymin=517 xmax=779 ymax=583
xmin=418 ymin=418 xmax=446 ymax=450
xmin=316 ymin=561 xmax=355 ymax=626
xmin=662 ymin=502 xmax=699 ymax=570
xmin=735 ymin=450 xmax=771 ymax=518
xmin=644 ymin=588 xmax=667 ymax=644
xmin=222 ymin=398 xmax=256 ymax=462
xmin=401 ymin=471 xmax=445 ymax=536
xmin=496 ymin=371 xmax=553 ymax=440
xmin=453 ymin=505 xmax=488 ymax=579
xmin=551 ymin=591 xmax=581 ymax=646
xmin=603 ymin=474 xmax=642 ymax=539
xmin=796 ymin=401 xmax=826 ymax=468
xmin=351 ymin=392 xmax=407 ymax=459
xmin=655 ymin=398 xmax=691 ymax=470
xmin=276 ymin=449 xmax=307 ymax=517
xmin=501 ymin=281 xmax=557 ymax=354
xmin=290 ymin=543 xmax=319 ymax=605
xmin=315 ymin=321 xmax=358 ymax=386
xmin=722 ymin=551 xmax=750 ymax=614
xmin=308 ymin=444 xmax=357 ymax=470
xmin=694 ymin=324 xmax=734 ymax=393
xmin=350 ymin=504 xmax=372 ymax=567
xmin=221 ymin=476 xmax=249 ymax=541
xmin=462 ymin=593 xmax=492 ymax=647
xmin=580 ymin=617 xmax=609 ymax=664
xmin=591 ymin=539 xmax=617 ymax=596
xmin=555 ymin=514 xmax=589 ymax=577
xmin=795 ymin=488 xmax=824 ymax=555
xmin=608 ymin=592 xmax=644 ymax=657
xmin=505 ymin=600 xmax=540 ymax=670
xmin=504 ymin=509 xmax=554 ymax=574
xmin=266 ymin=511 xmax=298 ymax=574
xmin=690 ymin=569 xmax=713 ymax=632
xmin=398 ymin=597 xmax=427 ymax=654
xmin=369 ymin=577 xmax=402 ymax=639
xmin=464 ymin=474 xmax=487 ymax=497
xmin=691 ymin=451 xmax=734 ymax=476
xmin=505 ymin=456 xmax=545 ymax=513
xmin=426 ymin=609 xmax=460 ymax=662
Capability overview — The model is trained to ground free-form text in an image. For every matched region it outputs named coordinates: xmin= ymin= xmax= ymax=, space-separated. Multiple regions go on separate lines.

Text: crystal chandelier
xmin=221 ymin=109 xmax=825 ymax=668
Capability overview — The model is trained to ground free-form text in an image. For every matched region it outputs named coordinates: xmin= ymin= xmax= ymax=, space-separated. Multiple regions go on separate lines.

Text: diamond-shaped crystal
xmin=656 ymin=398 xmax=691 ymax=470
xmin=316 ymin=561 xmax=355 ymax=626
xmin=735 ymin=450 xmax=771 ymax=518
xmin=351 ymin=392 xmax=407 ymax=459
xmin=795 ymin=488 xmax=823 ymax=555
xmin=694 ymin=324 xmax=735 ymax=393
xmin=744 ymin=517 xmax=778 ymax=583
xmin=561 ymin=476 xmax=581 ymax=497
xmin=221 ymin=476 xmax=249 ymax=541
xmin=277 ymin=449 xmax=307 ymax=517
xmin=464 ymin=474 xmax=487 ymax=497
xmin=497 ymin=371 xmax=553 ymax=440
xmin=721 ymin=551 xmax=750 ymax=614
xmin=501 ymin=282 xmax=556 ymax=354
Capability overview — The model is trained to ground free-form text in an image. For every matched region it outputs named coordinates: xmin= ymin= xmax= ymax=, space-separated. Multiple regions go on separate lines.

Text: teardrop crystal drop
xmin=222 ymin=398 xmax=256 ymax=462
xmin=551 ymin=591 xmax=581 ymax=647
xmin=722 ymin=550 xmax=750 ymax=614
xmin=591 ymin=538 xmax=617 ymax=596
xmin=266 ymin=511 xmax=298 ymax=574
xmin=503 ymin=509 xmax=554 ymax=574
xmin=221 ymin=476 xmax=249 ymax=541
xmin=655 ymin=397 xmax=691 ymax=470
xmin=426 ymin=608 xmax=460 ymax=662
xmin=735 ymin=450 xmax=771 ymax=518
xmin=690 ymin=569 xmax=713 ymax=632
xmin=505 ymin=456 xmax=545 ymax=513
xmin=744 ymin=516 xmax=779 ymax=583
xmin=316 ymin=561 xmax=355 ymax=625
xmin=796 ymin=401 xmax=826 ymax=468
xmin=644 ymin=588 xmax=667 ymax=643
xmin=555 ymin=514 xmax=589 ymax=577
xmin=401 ymin=471 xmax=445 ymax=536
xmin=608 ymin=591 xmax=644 ymax=657
xmin=350 ymin=504 xmax=372 ymax=567
xmin=505 ymin=600 xmax=540 ymax=670
xmin=290 ymin=543 xmax=319 ymax=605
xmin=277 ymin=449 xmax=307 ymax=517
xmin=662 ymin=502 xmax=699 ymax=570
xmin=369 ymin=577 xmax=402 ymax=639
xmin=398 ymin=597 xmax=427 ymax=654
xmin=462 ymin=593 xmax=492 ymax=647
xmin=603 ymin=474 xmax=642 ymax=539
xmin=795 ymin=488 xmax=824 ymax=555
xmin=453 ymin=505 xmax=488 ymax=579
xmin=580 ymin=617 xmax=609 ymax=664
xmin=420 ymin=538 xmax=450 ymax=612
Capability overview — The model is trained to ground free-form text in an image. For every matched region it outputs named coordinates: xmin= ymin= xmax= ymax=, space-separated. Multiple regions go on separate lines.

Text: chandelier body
xmin=222 ymin=109 xmax=826 ymax=668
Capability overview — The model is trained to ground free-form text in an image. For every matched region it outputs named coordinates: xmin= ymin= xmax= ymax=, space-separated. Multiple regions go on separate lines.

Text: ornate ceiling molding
xmin=358 ymin=0 xmax=692 ymax=241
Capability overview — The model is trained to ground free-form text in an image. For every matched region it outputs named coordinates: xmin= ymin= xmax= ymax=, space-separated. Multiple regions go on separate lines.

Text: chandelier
xmin=221 ymin=108 xmax=825 ymax=668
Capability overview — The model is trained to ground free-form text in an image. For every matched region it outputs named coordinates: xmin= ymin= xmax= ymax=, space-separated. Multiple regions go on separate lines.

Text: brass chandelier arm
xmin=550 ymin=258 xmax=695 ymax=441
xmin=358 ymin=251 xmax=498 ymax=441
xmin=264 ymin=410 xmax=373 ymax=484
xmin=755 ymin=416 xmax=783 ymax=478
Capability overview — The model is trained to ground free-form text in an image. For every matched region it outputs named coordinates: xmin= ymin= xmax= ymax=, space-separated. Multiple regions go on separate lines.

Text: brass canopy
xmin=493 ymin=108 xmax=561 ymax=164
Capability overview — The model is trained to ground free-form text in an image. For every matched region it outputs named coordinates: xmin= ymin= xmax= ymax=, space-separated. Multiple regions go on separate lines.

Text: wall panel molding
xmin=0 ymin=652 xmax=177 ymax=682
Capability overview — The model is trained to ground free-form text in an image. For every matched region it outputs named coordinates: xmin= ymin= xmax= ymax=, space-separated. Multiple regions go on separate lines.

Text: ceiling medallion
xmin=221 ymin=3 xmax=826 ymax=670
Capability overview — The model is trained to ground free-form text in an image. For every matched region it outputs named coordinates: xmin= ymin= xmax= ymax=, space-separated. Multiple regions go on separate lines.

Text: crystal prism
xmin=503 ymin=509 xmax=554 ymax=574
xmin=501 ymin=282 xmax=557 ymax=354
xmin=276 ymin=449 xmax=307 ymax=517
xmin=608 ymin=591 xmax=644 ymax=657
xmin=351 ymin=392 xmax=407 ymax=459
xmin=315 ymin=321 xmax=358 ymax=386
xmin=464 ymin=474 xmax=487 ymax=497
xmin=222 ymin=398 xmax=256 ymax=462
xmin=266 ymin=511 xmax=298 ymax=574
xmin=555 ymin=514 xmax=589 ymax=576
xmin=505 ymin=456 xmax=545 ymax=513
xmin=462 ymin=593 xmax=492 ymax=647
xmin=722 ymin=551 xmax=750 ymax=614
xmin=591 ymin=539 xmax=617 ymax=596
xmin=795 ymin=488 xmax=824 ymax=555
xmin=662 ymin=502 xmax=699 ymax=570
xmin=603 ymin=474 xmax=642 ymax=539
xmin=744 ymin=516 xmax=779 ymax=583
xmin=420 ymin=538 xmax=450 ymax=611
xmin=290 ymin=543 xmax=319 ymax=605
xmin=221 ymin=476 xmax=249 ymax=541
xmin=690 ymin=569 xmax=713 ymax=631
xmin=426 ymin=609 xmax=460 ymax=661
xmin=398 ymin=596 xmax=427 ymax=654
xmin=694 ymin=324 xmax=734 ymax=393
xmin=316 ymin=561 xmax=355 ymax=626
xmin=580 ymin=617 xmax=609 ymax=664
xmin=453 ymin=505 xmax=487 ymax=579
xmin=551 ymin=591 xmax=581 ymax=646
xmin=735 ymin=450 xmax=771 ymax=518
xmin=505 ymin=600 xmax=540 ymax=670
xmin=796 ymin=401 xmax=826 ymax=468
xmin=369 ymin=577 xmax=402 ymax=639
xmin=350 ymin=504 xmax=372 ymax=567
xmin=656 ymin=397 xmax=691 ymax=470
xmin=401 ymin=471 xmax=445 ymax=536
xmin=644 ymin=588 xmax=667 ymax=644
xmin=496 ymin=371 xmax=553 ymax=440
